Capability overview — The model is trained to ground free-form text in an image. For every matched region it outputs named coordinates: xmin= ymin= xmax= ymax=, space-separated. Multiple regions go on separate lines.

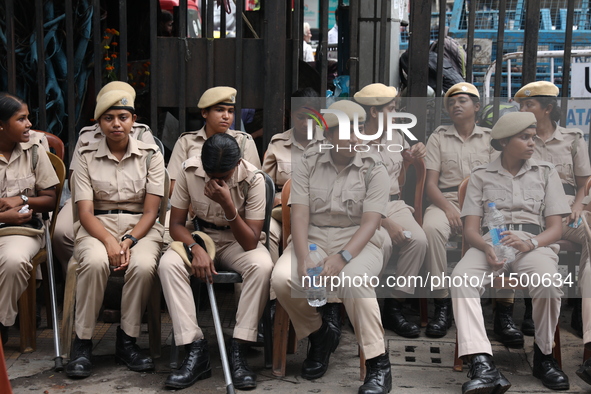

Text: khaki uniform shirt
xmin=291 ymin=148 xmax=389 ymax=228
xmin=461 ymin=157 xmax=571 ymax=227
xmin=532 ymin=126 xmax=591 ymax=202
xmin=0 ymin=141 xmax=59 ymax=200
xmin=262 ymin=127 xmax=323 ymax=189
xmin=70 ymin=122 xmax=156 ymax=173
xmin=370 ymin=130 xmax=410 ymax=197
xmin=28 ymin=131 xmax=50 ymax=152
xmin=74 ymin=138 xmax=165 ymax=212
xmin=171 ymin=157 xmax=265 ymax=247
xmin=425 ymin=124 xmax=497 ymax=201
xmin=168 ymin=127 xmax=261 ymax=181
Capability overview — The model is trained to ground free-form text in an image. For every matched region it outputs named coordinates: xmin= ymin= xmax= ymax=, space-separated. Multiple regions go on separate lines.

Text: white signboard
xmin=571 ymin=63 xmax=591 ymax=98
xmin=566 ymin=99 xmax=591 ymax=142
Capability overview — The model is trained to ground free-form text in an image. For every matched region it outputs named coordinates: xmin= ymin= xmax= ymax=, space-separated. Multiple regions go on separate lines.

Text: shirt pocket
xmin=119 ymin=179 xmax=146 ymax=203
xmin=553 ymin=161 xmax=574 ymax=180
xmin=192 ymin=200 xmax=213 ymax=221
xmin=441 ymin=152 xmax=460 ymax=175
xmin=92 ymin=180 xmax=115 ymax=201
xmin=17 ymin=174 xmax=36 ymax=196
xmin=523 ymin=188 xmax=545 ymax=215
xmin=469 ymin=153 xmax=489 ymax=168
xmin=309 ymin=187 xmax=330 ymax=215
xmin=341 ymin=189 xmax=366 ymax=219
xmin=482 ymin=188 xmax=508 ymax=207
xmin=276 ymin=161 xmax=292 ymax=185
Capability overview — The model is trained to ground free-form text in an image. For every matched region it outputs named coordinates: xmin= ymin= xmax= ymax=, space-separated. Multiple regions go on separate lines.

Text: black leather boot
xmin=301 ymin=320 xmax=339 ymax=380
xmin=115 ymin=326 xmax=154 ymax=372
xmin=381 ymin=298 xmax=419 ymax=338
xmin=165 ymin=338 xmax=212 ymax=389
xmin=228 ymin=338 xmax=256 ymax=389
xmin=462 ymin=354 xmax=511 ymax=394
xmin=493 ymin=302 xmax=524 ymax=348
xmin=0 ymin=323 xmax=8 ymax=346
xmin=65 ymin=335 xmax=93 ymax=378
xmin=576 ymin=357 xmax=591 ymax=385
xmin=533 ymin=343 xmax=569 ymax=390
xmin=426 ymin=298 xmax=452 ymax=338
xmin=321 ymin=302 xmax=342 ymax=344
xmin=358 ymin=353 xmax=392 ymax=394
xmin=521 ymin=297 xmax=535 ymax=336
xmin=571 ymin=298 xmax=583 ymax=338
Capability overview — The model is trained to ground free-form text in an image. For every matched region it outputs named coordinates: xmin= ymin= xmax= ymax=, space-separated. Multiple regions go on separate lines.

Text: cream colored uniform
xmin=53 ymin=123 xmax=156 ymax=273
xmin=73 ymin=138 xmax=164 ymax=339
xmin=0 ymin=141 xmax=59 ymax=326
xmin=261 ymin=128 xmax=323 ymax=263
xmin=576 ymin=209 xmax=591 ymax=345
xmin=424 ymin=125 xmax=498 ymax=293
xmin=271 ymin=148 xmax=391 ymax=360
xmin=532 ymin=126 xmax=591 ymax=245
xmin=158 ymin=158 xmax=273 ymax=345
xmin=28 ymin=130 xmax=50 ymax=152
xmin=372 ymin=131 xmax=427 ymax=295
xmin=451 ymin=157 xmax=570 ymax=358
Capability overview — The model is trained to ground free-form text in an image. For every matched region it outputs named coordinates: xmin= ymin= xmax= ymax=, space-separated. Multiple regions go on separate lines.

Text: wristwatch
xmin=121 ymin=234 xmax=139 ymax=248
xmin=20 ymin=194 xmax=28 ymax=204
xmin=529 ymin=238 xmax=539 ymax=250
xmin=338 ymin=249 xmax=353 ymax=264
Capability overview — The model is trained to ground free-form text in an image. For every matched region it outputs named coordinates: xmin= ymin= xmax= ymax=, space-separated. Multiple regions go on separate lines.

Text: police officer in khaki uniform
xmin=159 ymin=133 xmax=272 ymax=390
xmin=65 ymin=88 xmax=165 ymax=378
xmin=0 ymin=93 xmax=59 ymax=345
xmin=272 ymin=100 xmax=393 ymax=394
xmin=52 ymin=81 xmax=157 ymax=275
xmin=515 ymin=80 xmax=591 ymax=334
xmin=353 ymin=83 xmax=428 ymax=339
xmin=423 ymin=83 xmax=508 ymax=339
xmin=451 ymin=112 xmax=571 ymax=393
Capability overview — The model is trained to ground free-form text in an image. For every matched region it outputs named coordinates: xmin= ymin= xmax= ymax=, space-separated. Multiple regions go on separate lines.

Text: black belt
xmin=389 ymin=194 xmax=400 ymax=201
xmin=563 ymin=183 xmax=576 ymax=196
xmin=94 ymin=209 xmax=140 ymax=215
xmin=482 ymin=224 xmax=542 ymax=235
xmin=197 ymin=218 xmax=231 ymax=231
xmin=441 ymin=186 xmax=459 ymax=193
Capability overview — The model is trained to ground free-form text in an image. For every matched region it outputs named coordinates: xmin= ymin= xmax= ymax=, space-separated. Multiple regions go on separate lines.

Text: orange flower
xmin=111 ymin=42 xmax=118 ymax=46
xmin=104 ymin=57 xmax=111 ymax=61
xmin=139 ymin=82 xmax=146 ymax=88
xmin=111 ymin=53 xmax=118 ymax=59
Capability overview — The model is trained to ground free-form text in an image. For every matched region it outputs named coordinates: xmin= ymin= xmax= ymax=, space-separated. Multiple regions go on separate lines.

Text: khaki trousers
xmin=451 ymin=241 xmax=562 ymax=358
xmin=159 ymin=241 xmax=273 ymax=346
xmin=0 ymin=235 xmax=42 ymax=326
xmin=271 ymin=225 xmax=387 ymax=360
xmin=577 ymin=214 xmax=591 ymax=345
xmin=384 ymin=201 xmax=427 ymax=295
xmin=53 ymin=198 xmax=75 ymax=275
xmin=74 ymin=214 xmax=163 ymax=339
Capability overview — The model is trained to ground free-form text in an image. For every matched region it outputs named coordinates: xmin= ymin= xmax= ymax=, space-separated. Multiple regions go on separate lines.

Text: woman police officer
xmin=451 ymin=111 xmax=570 ymax=393
xmin=271 ymin=100 xmax=393 ymax=394
xmin=0 ymin=93 xmax=59 ymax=345
xmin=65 ymin=88 xmax=165 ymax=378
xmin=158 ymin=133 xmax=273 ymax=390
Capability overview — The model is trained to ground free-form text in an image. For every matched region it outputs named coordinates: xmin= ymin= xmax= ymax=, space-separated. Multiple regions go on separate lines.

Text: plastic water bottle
xmin=305 ymin=244 xmax=327 ymax=307
xmin=486 ymin=202 xmax=515 ymax=264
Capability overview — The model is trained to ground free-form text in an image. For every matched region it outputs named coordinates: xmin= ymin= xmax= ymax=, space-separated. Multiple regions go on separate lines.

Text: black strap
xmin=94 ymin=209 xmax=140 ymax=215
xmin=197 ymin=218 xmax=231 ymax=231
xmin=389 ymin=194 xmax=400 ymax=201
xmin=482 ymin=224 xmax=542 ymax=236
xmin=440 ymin=186 xmax=459 ymax=193
xmin=563 ymin=183 xmax=576 ymax=196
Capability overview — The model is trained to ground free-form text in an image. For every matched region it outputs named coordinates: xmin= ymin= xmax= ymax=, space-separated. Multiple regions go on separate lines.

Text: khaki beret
xmin=324 ymin=100 xmax=366 ymax=129
xmin=353 ymin=83 xmax=398 ymax=106
xmin=169 ymin=231 xmax=216 ymax=269
xmin=514 ymin=81 xmax=559 ymax=102
xmin=490 ymin=111 xmax=537 ymax=151
xmin=96 ymin=81 xmax=136 ymax=102
xmin=94 ymin=90 xmax=135 ymax=120
xmin=198 ymin=86 xmax=237 ymax=109
xmin=444 ymin=82 xmax=480 ymax=101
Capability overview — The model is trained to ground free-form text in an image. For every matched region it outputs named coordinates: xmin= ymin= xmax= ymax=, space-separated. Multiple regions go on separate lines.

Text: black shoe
xmin=493 ymin=302 xmax=524 ymax=348
xmin=426 ymin=298 xmax=452 ymax=338
xmin=358 ymin=353 xmax=392 ymax=394
xmin=115 ymin=326 xmax=154 ymax=372
xmin=301 ymin=320 xmax=339 ymax=380
xmin=65 ymin=336 xmax=93 ymax=378
xmin=462 ymin=354 xmax=511 ymax=394
xmin=0 ymin=323 xmax=8 ymax=346
xmin=321 ymin=303 xmax=342 ymax=344
xmin=165 ymin=338 xmax=212 ymax=389
xmin=381 ymin=299 xmax=419 ymax=338
xmin=229 ymin=338 xmax=256 ymax=390
xmin=522 ymin=297 xmax=535 ymax=336
xmin=571 ymin=298 xmax=583 ymax=338
xmin=533 ymin=343 xmax=570 ymax=390
xmin=576 ymin=358 xmax=591 ymax=386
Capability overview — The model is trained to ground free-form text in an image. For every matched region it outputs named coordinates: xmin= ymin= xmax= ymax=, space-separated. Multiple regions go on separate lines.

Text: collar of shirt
xmin=1 ymin=142 xmax=25 ymax=164
xmin=192 ymin=157 xmax=250 ymax=189
xmin=94 ymin=135 xmax=142 ymax=161
xmin=286 ymin=127 xmax=323 ymax=151
xmin=443 ymin=124 xmax=484 ymax=141
xmin=316 ymin=148 xmax=364 ymax=171
xmin=485 ymin=155 xmax=539 ymax=177
xmin=534 ymin=123 xmax=564 ymax=142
